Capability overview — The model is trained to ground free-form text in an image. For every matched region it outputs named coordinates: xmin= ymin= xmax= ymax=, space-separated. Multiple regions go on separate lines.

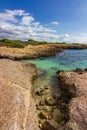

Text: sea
xmin=23 ymin=49 xmax=87 ymax=91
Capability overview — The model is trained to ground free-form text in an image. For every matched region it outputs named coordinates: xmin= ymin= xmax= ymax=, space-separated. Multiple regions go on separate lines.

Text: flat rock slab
xmin=0 ymin=59 xmax=38 ymax=130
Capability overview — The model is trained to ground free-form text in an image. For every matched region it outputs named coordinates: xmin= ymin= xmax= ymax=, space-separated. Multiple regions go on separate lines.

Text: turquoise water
xmin=23 ymin=49 xmax=87 ymax=90
xmin=25 ymin=49 xmax=87 ymax=73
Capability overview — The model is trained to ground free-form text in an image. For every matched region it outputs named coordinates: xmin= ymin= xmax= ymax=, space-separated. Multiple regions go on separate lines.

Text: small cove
xmin=23 ymin=49 xmax=87 ymax=90
xmin=22 ymin=49 xmax=87 ymax=129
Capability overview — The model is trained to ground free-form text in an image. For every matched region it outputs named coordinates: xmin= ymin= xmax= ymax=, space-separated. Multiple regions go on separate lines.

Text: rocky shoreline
xmin=58 ymin=69 xmax=87 ymax=130
xmin=0 ymin=44 xmax=87 ymax=130
xmin=0 ymin=59 xmax=39 ymax=130
xmin=32 ymin=68 xmax=87 ymax=130
xmin=0 ymin=44 xmax=87 ymax=60
xmin=0 ymin=45 xmax=62 ymax=60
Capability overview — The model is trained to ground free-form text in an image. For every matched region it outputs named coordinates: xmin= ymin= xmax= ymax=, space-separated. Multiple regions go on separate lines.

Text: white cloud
xmin=64 ymin=34 xmax=70 ymax=38
xmin=52 ymin=21 xmax=59 ymax=25
xmin=70 ymin=34 xmax=87 ymax=43
xmin=21 ymin=16 xmax=35 ymax=25
xmin=32 ymin=22 xmax=40 ymax=27
xmin=0 ymin=9 xmax=59 ymax=41
xmin=0 ymin=9 xmax=87 ymax=43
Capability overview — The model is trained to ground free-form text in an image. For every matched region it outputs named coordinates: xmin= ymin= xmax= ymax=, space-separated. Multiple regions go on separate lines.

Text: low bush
xmin=0 ymin=39 xmax=25 ymax=48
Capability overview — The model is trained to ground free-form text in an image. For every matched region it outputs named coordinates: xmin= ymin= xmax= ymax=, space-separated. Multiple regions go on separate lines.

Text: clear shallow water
xmin=24 ymin=49 xmax=87 ymax=73
xmin=23 ymin=49 xmax=87 ymax=90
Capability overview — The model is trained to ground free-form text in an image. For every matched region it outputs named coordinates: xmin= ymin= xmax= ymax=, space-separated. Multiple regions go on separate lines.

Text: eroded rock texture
xmin=0 ymin=59 xmax=38 ymax=130
xmin=58 ymin=71 xmax=87 ymax=130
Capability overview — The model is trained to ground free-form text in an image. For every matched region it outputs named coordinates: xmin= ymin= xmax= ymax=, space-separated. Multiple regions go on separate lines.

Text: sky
xmin=0 ymin=0 xmax=87 ymax=43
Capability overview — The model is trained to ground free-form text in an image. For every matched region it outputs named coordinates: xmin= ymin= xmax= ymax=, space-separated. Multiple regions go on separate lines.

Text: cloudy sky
xmin=0 ymin=0 xmax=87 ymax=43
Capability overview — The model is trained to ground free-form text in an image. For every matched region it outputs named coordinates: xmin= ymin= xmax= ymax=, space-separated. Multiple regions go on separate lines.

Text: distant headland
xmin=0 ymin=38 xmax=87 ymax=60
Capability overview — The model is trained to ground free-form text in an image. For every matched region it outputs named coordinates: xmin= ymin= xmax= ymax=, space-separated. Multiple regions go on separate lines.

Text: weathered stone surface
xmin=58 ymin=71 xmax=87 ymax=130
xmin=65 ymin=96 xmax=87 ymax=130
xmin=58 ymin=71 xmax=87 ymax=97
xmin=0 ymin=59 xmax=38 ymax=130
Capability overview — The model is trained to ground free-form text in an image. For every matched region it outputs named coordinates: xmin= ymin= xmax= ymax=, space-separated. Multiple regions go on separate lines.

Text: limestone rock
xmin=0 ymin=59 xmax=38 ymax=130
xmin=58 ymin=71 xmax=87 ymax=130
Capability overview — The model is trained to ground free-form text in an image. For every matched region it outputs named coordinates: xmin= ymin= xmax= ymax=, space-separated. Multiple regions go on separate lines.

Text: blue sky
xmin=0 ymin=0 xmax=87 ymax=43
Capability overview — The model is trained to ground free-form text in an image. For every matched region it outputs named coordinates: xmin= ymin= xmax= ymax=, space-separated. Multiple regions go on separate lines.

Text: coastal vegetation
xmin=0 ymin=38 xmax=79 ymax=48
xmin=0 ymin=39 xmax=49 ymax=48
xmin=0 ymin=38 xmax=87 ymax=49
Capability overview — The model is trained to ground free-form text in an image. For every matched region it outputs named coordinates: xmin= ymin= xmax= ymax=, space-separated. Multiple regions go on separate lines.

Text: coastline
xmin=58 ymin=70 xmax=87 ymax=130
xmin=0 ymin=59 xmax=39 ymax=130
xmin=0 ymin=44 xmax=87 ymax=130
xmin=0 ymin=44 xmax=87 ymax=60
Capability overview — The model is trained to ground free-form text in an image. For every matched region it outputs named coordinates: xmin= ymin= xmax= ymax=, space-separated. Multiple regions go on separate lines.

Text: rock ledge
xmin=0 ymin=59 xmax=38 ymax=130
xmin=58 ymin=70 xmax=87 ymax=130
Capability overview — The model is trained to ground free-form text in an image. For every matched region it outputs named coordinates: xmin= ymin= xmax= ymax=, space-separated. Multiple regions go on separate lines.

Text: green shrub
xmin=1 ymin=39 xmax=24 ymax=48
xmin=28 ymin=39 xmax=48 ymax=45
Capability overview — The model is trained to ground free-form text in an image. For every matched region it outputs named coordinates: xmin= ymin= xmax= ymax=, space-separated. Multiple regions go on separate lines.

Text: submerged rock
xmin=42 ymin=120 xmax=57 ymax=130
xmin=39 ymin=100 xmax=45 ymax=106
xmin=45 ymin=96 xmax=57 ymax=106
xmin=36 ymin=104 xmax=52 ymax=112
xmin=38 ymin=111 xmax=48 ymax=119
xmin=35 ymin=86 xmax=50 ymax=96
xmin=53 ymin=93 xmax=61 ymax=100
xmin=53 ymin=109 xmax=64 ymax=123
